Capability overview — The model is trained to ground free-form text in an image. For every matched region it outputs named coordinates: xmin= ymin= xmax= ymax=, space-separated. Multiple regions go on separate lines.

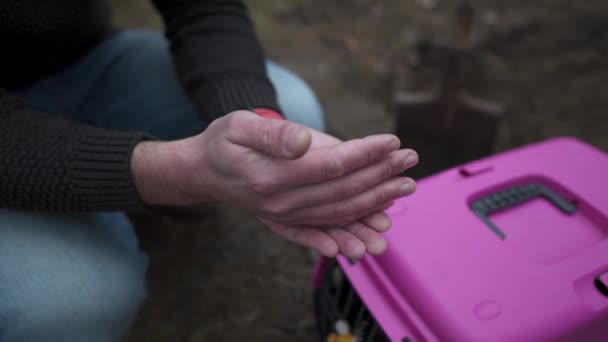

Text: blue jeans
xmin=2 ymin=31 xmax=324 ymax=342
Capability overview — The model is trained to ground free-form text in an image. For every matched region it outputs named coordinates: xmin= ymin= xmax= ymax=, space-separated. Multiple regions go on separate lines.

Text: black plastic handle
xmin=470 ymin=183 xmax=577 ymax=239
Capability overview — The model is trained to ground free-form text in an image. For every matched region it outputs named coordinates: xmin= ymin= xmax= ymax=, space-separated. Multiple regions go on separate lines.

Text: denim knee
xmin=0 ymin=211 xmax=147 ymax=342
xmin=266 ymin=61 xmax=325 ymax=132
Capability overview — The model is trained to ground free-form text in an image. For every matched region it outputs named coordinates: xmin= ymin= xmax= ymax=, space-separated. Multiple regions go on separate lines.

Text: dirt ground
xmin=114 ymin=0 xmax=608 ymax=341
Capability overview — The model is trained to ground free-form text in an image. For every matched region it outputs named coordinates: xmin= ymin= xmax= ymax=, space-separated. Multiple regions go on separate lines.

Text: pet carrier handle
xmin=470 ymin=183 xmax=577 ymax=239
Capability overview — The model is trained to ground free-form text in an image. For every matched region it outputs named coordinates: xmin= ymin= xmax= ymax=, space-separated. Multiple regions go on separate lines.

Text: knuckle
xmin=224 ymin=112 xmax=240 ymax=131
xmin=255 ymin=121 xmax=274 ymax=150
xmin=325 ymin=153 xmax=344 ymax=178
xmin=261 ymin=199 xmax=291 ymax=217
xmin=375 ymin=189 xmax=388 ymax=206
xmin=251 ymin=175 xmax=279 ymax=195
xmin=224 ymin=110 xmax=246 ymax=128
xmin=332 ymin=203 xmax=352 ymax=218
xmin=337 ymin=180 xmax=361 ymax=199
xmin=361 ymin=139 xmax=374 ymax=164
xmin=383 ymin=158 xmax=394 ymax=178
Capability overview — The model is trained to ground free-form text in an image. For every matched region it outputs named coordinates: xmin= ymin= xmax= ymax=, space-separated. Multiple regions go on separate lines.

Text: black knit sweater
xmin=0 ymin=0 xmax=280 ymax=212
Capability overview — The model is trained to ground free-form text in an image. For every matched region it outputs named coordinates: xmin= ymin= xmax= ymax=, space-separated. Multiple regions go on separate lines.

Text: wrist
xmin=131 ymin=140 xmax=196 ymax=207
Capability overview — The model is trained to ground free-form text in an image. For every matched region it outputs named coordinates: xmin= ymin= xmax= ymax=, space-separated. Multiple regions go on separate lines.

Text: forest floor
xmin=114 ymin=0 xmax=608 ymax=340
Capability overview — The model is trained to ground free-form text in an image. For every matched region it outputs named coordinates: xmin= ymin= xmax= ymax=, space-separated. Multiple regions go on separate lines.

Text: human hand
xmin=261 ymin=129 xmax=417 ymax=259
xmin=131 ymin=110 xmax=417 ymax=258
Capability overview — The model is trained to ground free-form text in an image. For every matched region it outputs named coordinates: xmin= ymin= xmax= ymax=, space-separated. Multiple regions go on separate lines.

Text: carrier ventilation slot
xmin=314 ymin=259 xmax=391 ymax=341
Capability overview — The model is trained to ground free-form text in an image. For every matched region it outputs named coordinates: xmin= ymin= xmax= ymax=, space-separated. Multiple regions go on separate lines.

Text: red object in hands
xmin=254 ymin=108 xmax=284 ymax=120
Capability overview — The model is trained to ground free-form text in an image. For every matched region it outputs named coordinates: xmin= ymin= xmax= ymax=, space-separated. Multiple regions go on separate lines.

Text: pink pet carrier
xmin=314 ymin=137 xmax=608 ymax=342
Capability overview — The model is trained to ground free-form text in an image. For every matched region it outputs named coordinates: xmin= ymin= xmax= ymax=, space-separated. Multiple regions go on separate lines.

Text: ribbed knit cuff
xmin=69 ymin=130 xmax=152 ymax=212
xmin=195 ymin=77 xmax=281 ymax=121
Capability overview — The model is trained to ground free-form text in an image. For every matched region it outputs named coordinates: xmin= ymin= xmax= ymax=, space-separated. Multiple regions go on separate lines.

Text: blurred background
xmin=114 ymin=0 xmax=608 ymax=341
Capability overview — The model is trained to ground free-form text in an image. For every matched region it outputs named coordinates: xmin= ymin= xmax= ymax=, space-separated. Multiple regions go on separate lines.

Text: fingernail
xmin=387 ymin=138 xmax=400 ymax=152
xmin=376 ymin=216 xmax=392 ymax=231
xmin=399 ymin=181 xmax=415 ymax=195
xmin=285 ymin=127 xmax=310 ymax=157
xmin=368 ymin=238 xmax=388 ymax=255
xmin=404 ymin=153 xmax=417 ymax=169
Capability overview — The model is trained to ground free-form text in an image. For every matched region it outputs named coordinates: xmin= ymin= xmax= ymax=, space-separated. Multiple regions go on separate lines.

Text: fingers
xmin=311 ymin=220 xmax=389 ymax=259
xmin=309 ymin=129 xmax=341 ymax=148
xmin=276 ymin=177 xmax=415 ymax=226
xmin=326 ymin=228 xmax=366 ymax=259
xmin=270 ymin=134 xmax=401 ymax=186
xmin=327 ymin=219 xmax=390 ymax=259
xmin=360 ymin=211 xmax=392 ymax=232
xmin=261 ymin=217 xmax=391 ymax=259
xmin=260 ymin=218 xmax=339 ymax=257
xmin=344 ymin=221 xmax=388 ymax=256
xmin=225 ymin=111 xmax=311 ymax=159
xmin=276 ymin=149 xmax=417 ymax=210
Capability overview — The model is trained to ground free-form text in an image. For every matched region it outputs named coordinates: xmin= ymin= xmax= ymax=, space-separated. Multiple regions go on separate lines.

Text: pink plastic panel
xmin=331 ymin=137 xmax=608 ymax=342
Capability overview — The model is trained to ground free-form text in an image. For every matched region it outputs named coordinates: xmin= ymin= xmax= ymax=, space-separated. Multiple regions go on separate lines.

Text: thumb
xmin=227 ymin=110 xmax=311 ymax=159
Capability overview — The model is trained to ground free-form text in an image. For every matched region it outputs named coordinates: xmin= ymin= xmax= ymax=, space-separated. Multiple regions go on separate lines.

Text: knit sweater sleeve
xmin=0 ymin=90 xmax=149 ymax=212
xmin=151 ymin=0 xmax=281 ymax=121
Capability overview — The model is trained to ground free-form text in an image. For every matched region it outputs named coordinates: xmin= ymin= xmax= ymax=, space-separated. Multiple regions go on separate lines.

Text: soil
xmin=114 ymin=0 xmax=608 ymax=341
